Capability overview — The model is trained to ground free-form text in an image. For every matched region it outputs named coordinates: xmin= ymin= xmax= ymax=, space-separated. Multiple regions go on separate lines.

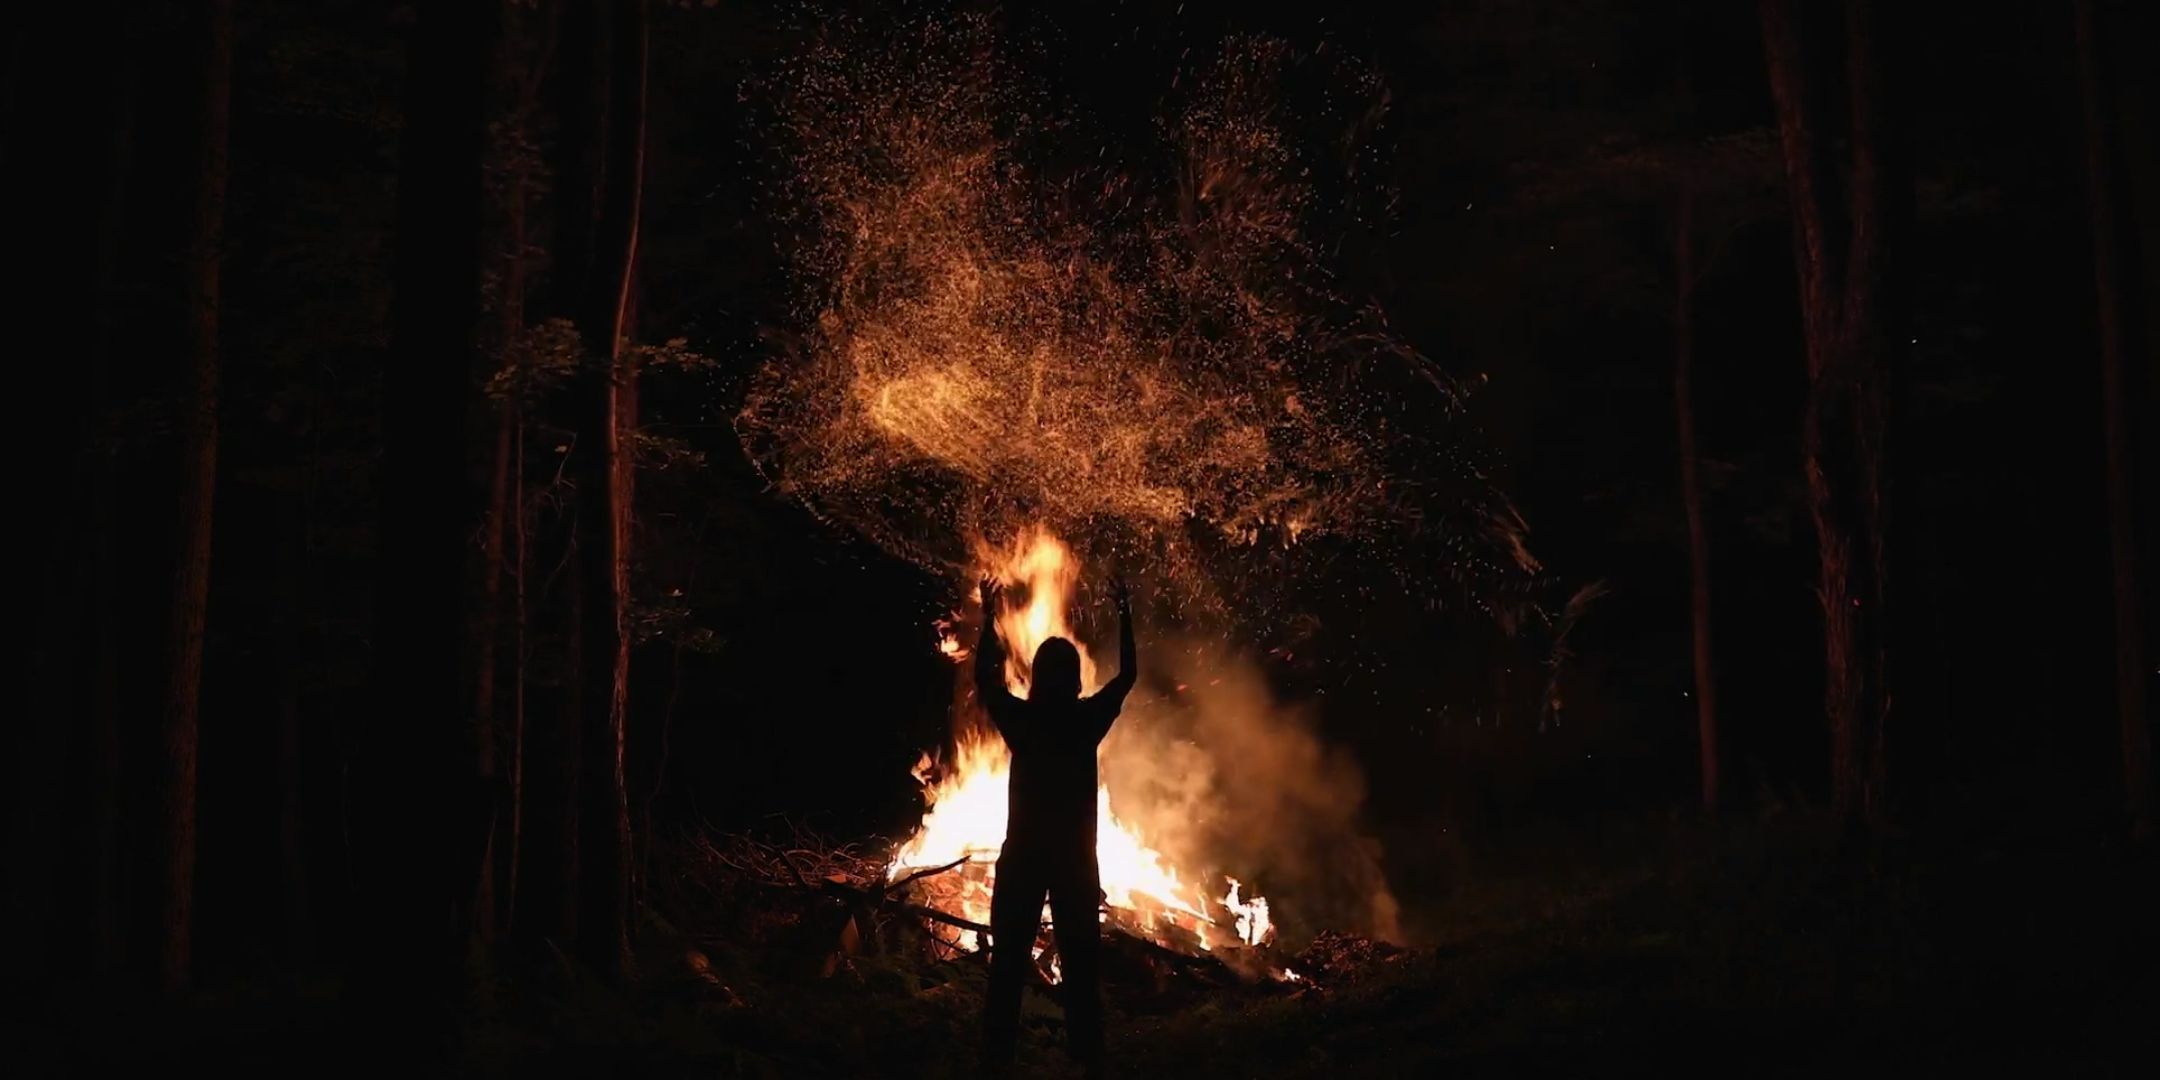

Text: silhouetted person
xmin=977 ymin=575 xmax=1136 ymax=1079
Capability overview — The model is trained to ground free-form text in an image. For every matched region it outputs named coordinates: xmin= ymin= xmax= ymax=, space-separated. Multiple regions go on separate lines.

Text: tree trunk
xmin=1760 ymin=0 xmax=1900 ymax=827
xmin=491 ymin=0 xmax=564 ymax=941
xmin=509 ymin=453 xmax=582 ymax=952
xmin=468 ymin=417 xmax=509 ymax=948
xmin=1674 ymin=188 xmax=1720 ymax=813
xmin=159 ymin=0 xmax=233 ymax=993
xmin=469 ymin=0 xmax=554 ymax=948
xmin=465 ymin=203 xmax=516 ymax=955
xmin=504 ymin=411 xmax=528 ymax=932
xmin=472 ymin=399 xmax=509 ymax=946
xmin=366 ymin=0 xmax=497 ymax=1012
xmin=547 ymin=0 xmax=604 ymax=323
xmin=84 ymin=20 xmax=139 ymax=979
xmin=506 ymin=431 xmax=581 ymax=954
xmin=546 ymin=538 xmax=585 ymax=948
xmin=88 ymin=476 xmax=124 ymax=974
xmin=572 ymin=0 xmax=648 ymax=985
xmin=511 ymin=0 xmax=598 ymax=963
xmin=476 ymin=197 xmax=523 ymax=944
xmin=275 ymin=499 xmax=313 ymax=966
xmin=2073 ymin=0 xmax=2154 ymax=840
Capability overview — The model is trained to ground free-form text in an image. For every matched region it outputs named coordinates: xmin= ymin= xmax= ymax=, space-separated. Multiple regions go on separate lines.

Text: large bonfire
xmin=891 ymin=526 xmax=1272 ymax=957
xmin=739 ymin=13 xmax=1538 ymax=968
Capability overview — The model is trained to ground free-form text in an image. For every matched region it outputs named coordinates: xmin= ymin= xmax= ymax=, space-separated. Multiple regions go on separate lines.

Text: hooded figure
xmin=976 ymin=576 xmax=1136 ymax=1078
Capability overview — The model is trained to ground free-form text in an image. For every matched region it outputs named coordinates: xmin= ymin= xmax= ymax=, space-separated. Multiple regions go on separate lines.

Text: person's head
xmin=1030 ymin=638 xmax=1082 ymax=701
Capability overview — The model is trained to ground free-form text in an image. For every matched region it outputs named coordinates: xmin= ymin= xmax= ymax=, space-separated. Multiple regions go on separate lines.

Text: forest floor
xmin=36 ymin=814 xmax=2160 ymax=1078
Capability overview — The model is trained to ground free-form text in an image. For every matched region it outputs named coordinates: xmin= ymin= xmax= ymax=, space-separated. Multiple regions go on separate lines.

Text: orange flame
xmin=893 ymin=526 xmax=1272 ymax=958
xmin=984 ymin=526 xmax=1099 ymax=697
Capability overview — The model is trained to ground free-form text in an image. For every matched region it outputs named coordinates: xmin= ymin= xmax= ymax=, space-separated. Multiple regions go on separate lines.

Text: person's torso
xmin=1002 ymin=701 xmax=1099 ymax=851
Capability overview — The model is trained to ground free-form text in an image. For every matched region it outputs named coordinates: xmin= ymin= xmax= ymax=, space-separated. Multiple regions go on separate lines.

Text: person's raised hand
xmin=1110 ymin=575 xmax=1131 ymax=614
xmin=979 ymin=575 xmax=1001 ymax=612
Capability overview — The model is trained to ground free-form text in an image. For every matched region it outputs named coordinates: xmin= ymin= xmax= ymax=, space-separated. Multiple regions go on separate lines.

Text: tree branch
xmin=884 ymin=856 xmax=972 ymax=894
xmin=1760 ymin=0 xmax=1840 ymax=369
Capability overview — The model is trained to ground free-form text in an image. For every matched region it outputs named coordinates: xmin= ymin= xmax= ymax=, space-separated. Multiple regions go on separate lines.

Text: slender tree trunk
xmin=84 ymin=22 xmax=139 ymax=978
xmin=276 ymin=669 xmax=311 ymax=963
xmin=88 ymin=482 xmax=124 ymax=972
xmin=513 ymin=0 xmax=600 ymax=962
xmin=476 ymin=202 xmax=524 ymax=942
xmin=275 ymin=500 xmax=312 ymax=965
xmin=562 ymin=546 xmax=586 ymax=945
xmin=507 ymin=446 xmax=579 ymax=954
xmin=547 ymin=0 xmax=603 ymax=322
xmin=366 ymin=0 xmax=497 ymax=1015
xmin=467 ymin=266 xmax=515 ymax=952
xmin=1761 ymin=0 xmax=1900 ymax=827
xmin=573 ymin=0 xmax=648 ymax=984
xmin=491 ymin=0 xmax=563 ymax=942
xmin=504 ymin=412 xmax=528 ymax=931
xmin=468 ymin=0 xmax=551 ymax=947
xmin=471 ymin=404 xmax=509 ymax=946
xmin=2074 ymin=0 xmax=2154 ymax=840
xmin=1674 ymin=188 xmax=1720 ymax=813
xmin=470 ymin=414 xmax=510 ymax=947
xmin=159 ymin=0 xmax=233 ymax=993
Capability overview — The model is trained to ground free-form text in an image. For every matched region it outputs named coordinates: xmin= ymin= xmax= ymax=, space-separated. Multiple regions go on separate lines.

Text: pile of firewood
xmin=665 ymin=829 xmax=1311 ymax=1000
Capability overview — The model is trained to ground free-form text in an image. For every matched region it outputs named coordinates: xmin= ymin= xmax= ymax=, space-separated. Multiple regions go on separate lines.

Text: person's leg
xmin=1048 ymin=857 xmax=1106 ymax=1076
xmin=984 ymin=855 xmax=1045 ymax=1074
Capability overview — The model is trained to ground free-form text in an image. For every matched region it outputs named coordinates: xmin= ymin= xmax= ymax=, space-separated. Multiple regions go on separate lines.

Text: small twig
xmin=893 ymin=898 xmax=993 ymax=938
xmin=776 ymin=849 xmax=811 ymax=891
xmin=1106 ymin=923 xmax=1239 ymax=983
xmin=884 ymin=856 xmax=971 ymax=894
xmin=820 ymin=879 xmax=994 ymax=937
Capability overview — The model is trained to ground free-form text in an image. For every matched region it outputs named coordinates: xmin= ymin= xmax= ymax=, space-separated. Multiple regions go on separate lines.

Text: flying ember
xmin=743 ymin=11 xmax=1521 ymax=968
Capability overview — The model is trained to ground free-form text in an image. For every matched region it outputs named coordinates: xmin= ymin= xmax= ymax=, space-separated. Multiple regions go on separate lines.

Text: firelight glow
xmin=745 ymin=17 xmax=1497 ymax=970
xmin=890 ymin=527 xmax=1270 ymax=955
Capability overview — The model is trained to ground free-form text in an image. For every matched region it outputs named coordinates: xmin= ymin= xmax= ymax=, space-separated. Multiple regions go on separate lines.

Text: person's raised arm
xmin=1086 ymin=577 xmax=1138 ymax=741
xmin=974 ymin=577 xmax=1026 ymax=736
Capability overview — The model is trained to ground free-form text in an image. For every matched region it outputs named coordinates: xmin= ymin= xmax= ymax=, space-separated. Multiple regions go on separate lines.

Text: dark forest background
xmin=5 ymin=0 xmax=2155 ymax=1072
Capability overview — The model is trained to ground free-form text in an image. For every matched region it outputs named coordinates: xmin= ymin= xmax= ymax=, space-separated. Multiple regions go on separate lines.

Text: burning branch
xmin=883 ymin=855 xmax=972 ymax=894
